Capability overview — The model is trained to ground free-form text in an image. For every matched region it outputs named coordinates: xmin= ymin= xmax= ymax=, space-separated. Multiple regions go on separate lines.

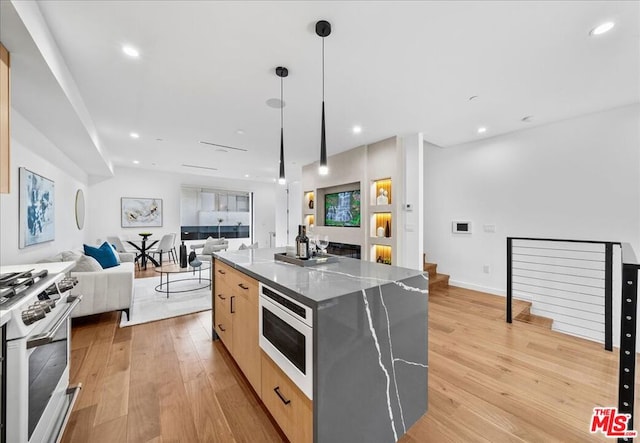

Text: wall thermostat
xmin=452 ymin=221 xmax=472 ymax=234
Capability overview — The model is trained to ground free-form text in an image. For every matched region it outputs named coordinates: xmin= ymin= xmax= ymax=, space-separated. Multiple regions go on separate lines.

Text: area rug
xmin=120 ymin=276 xmax=211 ymax=327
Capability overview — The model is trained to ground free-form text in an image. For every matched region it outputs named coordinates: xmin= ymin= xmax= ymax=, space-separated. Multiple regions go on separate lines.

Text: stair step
xmin=429 ymin=273 xmax=449 ymax=291
xmin=423 ymin=262 xmax=437 ymax=278
xmin=514 ymin=311 xmax=554 ymax=329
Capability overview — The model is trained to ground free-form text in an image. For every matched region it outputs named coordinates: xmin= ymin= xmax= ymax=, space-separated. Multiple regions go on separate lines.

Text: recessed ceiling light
xmin=132 ymin=160 xmax=140 ymax=164
xmin=590 ymin=22 xmax=615 ymax=36
xmin=155 ymin=138 xmax=163 ymax=142
xmin=122 ymin=45 xmax=140 ymax=58
xmin=244 ymin=174 xmax=250 ymax=178
xmin=477 ymin=127 xmax=487 ymax=134
xmin=236 ymin=129 xmax=245 ymax=135
xmin=352 ymin=126 xmax=362 ymax=134
xmin=521 ymin=115 xmax=534 ymax=123
xmin=130 ymin=132 xmax=139 ymax=139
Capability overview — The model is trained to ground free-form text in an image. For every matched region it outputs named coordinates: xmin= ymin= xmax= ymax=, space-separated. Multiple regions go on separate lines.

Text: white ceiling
xmin=3 ymin=1 xmax=639 ymax=182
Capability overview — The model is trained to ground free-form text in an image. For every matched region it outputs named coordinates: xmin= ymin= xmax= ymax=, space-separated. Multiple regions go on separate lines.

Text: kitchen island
xmin=212 ymin=248 xmax=428 ymax=443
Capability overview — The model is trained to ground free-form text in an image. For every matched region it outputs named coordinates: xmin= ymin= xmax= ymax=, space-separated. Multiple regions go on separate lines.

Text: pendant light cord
xmin=322 ymin=37 xmax=325 ymax=100
xmin=280 ymin=75 xmax=284 ymax=129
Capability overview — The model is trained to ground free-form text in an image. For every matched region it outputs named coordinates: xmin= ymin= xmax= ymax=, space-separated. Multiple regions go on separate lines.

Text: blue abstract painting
xmin=19 ymin=167 xmax=55 ymax=247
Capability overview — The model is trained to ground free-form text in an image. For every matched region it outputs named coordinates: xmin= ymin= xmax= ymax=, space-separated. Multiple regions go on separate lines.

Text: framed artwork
xmin=19 ymin=167 xmax=55 ymax=248
xmin=121 ymin=197 xmax=163 ymax=227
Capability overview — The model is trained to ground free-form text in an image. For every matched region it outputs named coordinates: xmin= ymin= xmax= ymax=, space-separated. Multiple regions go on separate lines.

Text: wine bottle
xmin=295 ymin=225 xmax=303 ymax=258
xmin=297 ymin=225 xmax=310 ymax=260
xmin=385 ymin=220 xmax=391 ymax=238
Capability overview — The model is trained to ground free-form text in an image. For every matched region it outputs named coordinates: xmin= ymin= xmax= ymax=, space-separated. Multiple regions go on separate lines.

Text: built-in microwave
xmin=258 ymin=283 xmax=313 ymax=399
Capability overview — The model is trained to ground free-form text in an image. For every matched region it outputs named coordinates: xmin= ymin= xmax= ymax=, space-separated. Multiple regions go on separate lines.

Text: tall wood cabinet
xmin=213 ymin=260 xmax=261 ymax=393
xmin=0 ymin=43 xmax=10 ymax=194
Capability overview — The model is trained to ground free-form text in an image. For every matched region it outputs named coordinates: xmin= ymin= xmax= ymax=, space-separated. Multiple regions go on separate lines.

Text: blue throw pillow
xmin=84 ymin=242 xmax=120 ymax=269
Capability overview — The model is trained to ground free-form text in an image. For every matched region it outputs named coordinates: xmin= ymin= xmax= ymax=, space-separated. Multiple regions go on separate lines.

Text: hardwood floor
xmin=62 ymin=284 xmax=627 ymax=442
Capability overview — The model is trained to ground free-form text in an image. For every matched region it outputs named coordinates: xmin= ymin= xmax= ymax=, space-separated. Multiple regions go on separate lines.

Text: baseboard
xmin=448 ymin=279 xmax=505 ymax=297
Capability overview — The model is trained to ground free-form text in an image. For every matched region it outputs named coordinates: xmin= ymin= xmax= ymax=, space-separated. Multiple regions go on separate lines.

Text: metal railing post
xmin=506 ymin=237 xmax=512 ymax=323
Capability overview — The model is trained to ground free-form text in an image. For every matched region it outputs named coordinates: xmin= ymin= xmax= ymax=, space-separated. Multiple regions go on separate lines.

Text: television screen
xmin=324 ymin=190 xmax=361 ymax=227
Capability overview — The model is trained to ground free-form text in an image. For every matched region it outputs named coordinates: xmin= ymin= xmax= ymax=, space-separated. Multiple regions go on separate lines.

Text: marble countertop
xmin=213 ymin=248 xmax=426 ymax=305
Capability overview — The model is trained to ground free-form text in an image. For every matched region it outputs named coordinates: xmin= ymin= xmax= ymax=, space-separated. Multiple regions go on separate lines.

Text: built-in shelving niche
xmin=303 ymin=191 xmax=315 ymax=228
xmin=369 ymin=178 xmax=394 ymax=264
xmin=372 ymin=244 xmax=392 ymax=265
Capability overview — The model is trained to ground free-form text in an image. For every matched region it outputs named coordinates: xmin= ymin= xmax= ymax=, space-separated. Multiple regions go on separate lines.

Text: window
xmin=180 ymin=187 xmax=252 ymax=240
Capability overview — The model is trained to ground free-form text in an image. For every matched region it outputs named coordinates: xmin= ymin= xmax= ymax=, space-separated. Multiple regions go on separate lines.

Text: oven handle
xmin=27 ymin=295 xmax=82 ymax=349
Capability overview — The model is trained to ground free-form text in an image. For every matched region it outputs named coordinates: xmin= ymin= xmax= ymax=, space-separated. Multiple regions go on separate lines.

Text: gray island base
xmin=213 ymin=248 xmax=428 ymax=443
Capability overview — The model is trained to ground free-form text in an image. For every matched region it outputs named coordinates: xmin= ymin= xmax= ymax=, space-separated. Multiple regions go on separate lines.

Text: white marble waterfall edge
xmin=119 ymin=276 xmax=211 ymax=327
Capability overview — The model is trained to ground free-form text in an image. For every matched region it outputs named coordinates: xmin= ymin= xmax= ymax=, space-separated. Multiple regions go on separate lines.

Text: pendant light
xmin=276 ymin=66 xmax=288 ymax=185
xmin=316 ymin=20 xmax=331 ymax=176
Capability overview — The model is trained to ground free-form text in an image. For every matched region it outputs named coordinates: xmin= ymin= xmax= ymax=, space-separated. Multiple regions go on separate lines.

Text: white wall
xmin=0 ymin=110 xmax=90 ymax=266
xmin=88 ymin=167 xmax=276 ymax=251
xmin=424 ymin=104 xmax=640 ymax=294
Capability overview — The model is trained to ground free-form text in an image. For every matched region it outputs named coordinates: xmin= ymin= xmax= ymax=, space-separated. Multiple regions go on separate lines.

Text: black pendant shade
xmin=276 ymin=66 xmax=288 ymax=184
xmin=316 ymin=20 xmax=331 ymax=175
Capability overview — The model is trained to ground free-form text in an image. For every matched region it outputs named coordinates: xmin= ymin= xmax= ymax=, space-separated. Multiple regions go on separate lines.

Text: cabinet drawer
xmin=261 ymin=352 xmax=312 ymax=443
xmin=232 ymin=272 xmax=258 ymax=300
xmin=214 ymin=260 xmax=234 ymax=287
xmin=215 ymin=308 xmax=233 ymax=352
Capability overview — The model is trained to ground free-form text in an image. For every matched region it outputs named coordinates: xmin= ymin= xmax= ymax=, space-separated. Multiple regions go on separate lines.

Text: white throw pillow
xmin=239 ymin=242 xmax=258 ymax=250
xmin=202 ymin=237 xmax=226 ymax=255
xmin=72 ymin=255 xmax=103 ymax=272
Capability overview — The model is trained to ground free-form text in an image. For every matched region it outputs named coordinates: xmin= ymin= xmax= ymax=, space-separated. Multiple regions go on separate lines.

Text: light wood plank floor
xmin=62 ymin=284 xmax=628 ymax=442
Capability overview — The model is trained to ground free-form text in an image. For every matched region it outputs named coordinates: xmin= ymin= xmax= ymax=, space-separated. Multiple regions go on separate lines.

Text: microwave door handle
xmin=27 ymin=295 xmax=82 ymax=349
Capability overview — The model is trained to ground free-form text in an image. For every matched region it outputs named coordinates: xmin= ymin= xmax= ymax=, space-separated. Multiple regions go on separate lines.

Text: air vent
xmin=182 ymin=164 xmax=218 ymax=171
xmin=199 ymin=141 xmax=247 ymax=152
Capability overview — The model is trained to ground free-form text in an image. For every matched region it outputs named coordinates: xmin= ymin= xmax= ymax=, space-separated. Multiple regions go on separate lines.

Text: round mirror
xmin=75 ymin=189 xmax=85 ymax=230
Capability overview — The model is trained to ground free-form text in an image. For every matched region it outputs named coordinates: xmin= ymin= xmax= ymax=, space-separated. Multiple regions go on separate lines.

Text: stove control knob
xmin=33 ymin=300 xmax=55 ymax=312
xmin=22 ymin=307 xmax=46 ymax=325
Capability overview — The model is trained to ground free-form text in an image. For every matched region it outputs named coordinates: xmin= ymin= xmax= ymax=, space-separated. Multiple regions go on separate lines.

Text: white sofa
xmin=42 ymin=250 xmax=135 ymax=319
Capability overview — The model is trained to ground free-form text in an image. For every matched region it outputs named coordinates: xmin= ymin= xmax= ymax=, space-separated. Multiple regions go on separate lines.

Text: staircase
xmin=423 ymin=255 xmax=450 ymax=291
xmin=513 ymin=304 xmax=554 ymax=329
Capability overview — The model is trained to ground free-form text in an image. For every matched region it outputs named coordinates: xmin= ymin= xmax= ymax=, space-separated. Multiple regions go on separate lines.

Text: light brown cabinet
xmin=0 ymin=42 xmax=10 ymax=194
xmin=213 ymin=259 xmax=313 ymax=442
xmin=261 ymin=352 xmax=313 ymax=443
xmin=213 ymin=260 xmax=261 ymax=394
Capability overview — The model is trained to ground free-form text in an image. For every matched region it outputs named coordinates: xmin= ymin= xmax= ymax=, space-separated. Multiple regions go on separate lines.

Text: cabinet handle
xmin=217 ymin=269 xmax=226 ymax=274
xmin=238 ymin=283 xmax=249 ymax=290
xmin=217 ymin=324 xmax=226 ymax=332
xmin=274 ymin=386 xmax=291 ymax=405
xmin=217 ymin=294 xmax=226 ymax=300
xmin=230 ymin=295 xmax=235 ymax=314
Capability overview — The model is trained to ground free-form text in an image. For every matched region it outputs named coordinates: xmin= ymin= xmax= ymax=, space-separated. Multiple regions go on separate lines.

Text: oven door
xmin=259 ymin=295 xmax=313 ymax=399
xmin=6 ymin=297 xmax=79 ymax=443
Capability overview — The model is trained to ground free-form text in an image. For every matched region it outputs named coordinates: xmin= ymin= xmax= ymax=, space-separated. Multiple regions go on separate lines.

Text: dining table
xmin=126 ymin=233 xmax=159 ymax=270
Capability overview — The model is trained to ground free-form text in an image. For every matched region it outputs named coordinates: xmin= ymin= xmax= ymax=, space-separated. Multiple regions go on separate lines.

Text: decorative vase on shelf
xmin=376 ymin=256 xmax=383 ymax=263
xmin=376 ymin=226 xmax=385 ymax=237
xmin=376 ymin=189 xmax=388 ymax=205
xmin=179 ymin=241 xmax=187 ymax=268
xmin=309 ymin=199 xmax=314 ymax=209
xmin=385 ymin=220 xmax=391 ymax=238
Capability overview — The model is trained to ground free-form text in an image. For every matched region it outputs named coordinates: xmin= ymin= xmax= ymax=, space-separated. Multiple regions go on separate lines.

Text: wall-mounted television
xmin=324 ymin=190 xmax=361 ymax=227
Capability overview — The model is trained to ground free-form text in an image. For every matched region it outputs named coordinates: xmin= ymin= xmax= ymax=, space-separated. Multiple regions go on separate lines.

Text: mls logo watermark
xmin=591 ymin=407 xmax=638 ymax=438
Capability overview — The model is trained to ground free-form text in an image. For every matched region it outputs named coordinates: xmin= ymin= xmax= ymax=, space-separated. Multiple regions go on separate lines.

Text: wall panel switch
xmin=483 ymin=224 xmax=496 ymax=233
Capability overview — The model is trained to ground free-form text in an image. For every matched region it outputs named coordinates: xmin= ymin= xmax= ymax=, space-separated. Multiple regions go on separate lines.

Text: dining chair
xmin=107 ymin=236 xmax=133 ymax=253
xmin=148 ymin=233 xmax=177 ymax=265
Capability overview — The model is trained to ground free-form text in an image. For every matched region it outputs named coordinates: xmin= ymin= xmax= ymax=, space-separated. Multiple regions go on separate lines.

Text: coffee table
xmin=155 ymin=263 xmax=211 ymax=298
